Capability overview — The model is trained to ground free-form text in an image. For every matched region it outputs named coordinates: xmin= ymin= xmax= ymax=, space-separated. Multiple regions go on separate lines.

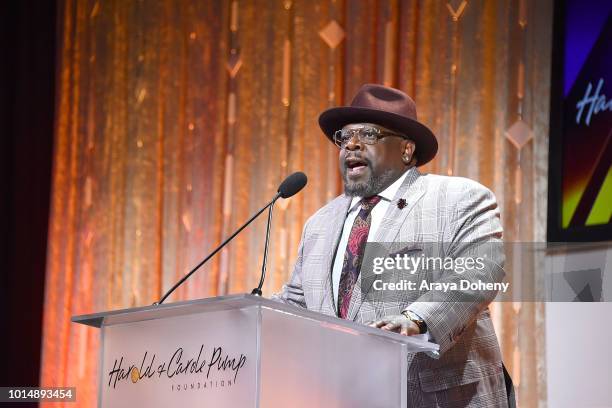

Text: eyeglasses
xmin=333 ymin=126 xmax=403 ymax=148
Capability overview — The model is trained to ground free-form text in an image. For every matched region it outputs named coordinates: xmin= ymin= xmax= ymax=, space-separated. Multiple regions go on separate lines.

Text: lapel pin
xmin=397 ymin=198 xmax=407 ymax=209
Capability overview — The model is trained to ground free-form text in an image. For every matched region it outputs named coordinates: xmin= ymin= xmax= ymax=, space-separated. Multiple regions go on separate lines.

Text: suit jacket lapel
xmin=321 ymin=195 xmax=352 ymax=316
xmin=346 ymin=167 xmax=426 ymax=321
xmin=373 ymin=167 xmax=425 ymax=243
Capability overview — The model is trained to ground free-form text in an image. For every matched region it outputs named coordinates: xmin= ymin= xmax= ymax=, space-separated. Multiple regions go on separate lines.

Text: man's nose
xmin=344 ymin=133 xmax=364 ymax=150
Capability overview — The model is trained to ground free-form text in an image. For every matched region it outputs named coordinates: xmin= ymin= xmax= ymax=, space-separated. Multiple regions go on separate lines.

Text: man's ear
xmin=402 ymin=140 xmax=416 ymax=165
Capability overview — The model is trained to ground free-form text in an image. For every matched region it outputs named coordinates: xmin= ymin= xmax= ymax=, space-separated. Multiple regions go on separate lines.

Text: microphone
xmin=155 ymin=171 xmax=308 ymax=305
xmin=251 ymin=172 xmax=307 ymax=296
xmin=278 ymin=171 xmax=307 ymax=198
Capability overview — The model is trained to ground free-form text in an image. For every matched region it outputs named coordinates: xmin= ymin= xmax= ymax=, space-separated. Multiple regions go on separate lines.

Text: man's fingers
xmin=370 ymin=316 xmax=410 ymax=333
xmin=382 ymin=322 xmax=399 ymax=331
xmin=371 ymin=320 xmax=389 ymax=328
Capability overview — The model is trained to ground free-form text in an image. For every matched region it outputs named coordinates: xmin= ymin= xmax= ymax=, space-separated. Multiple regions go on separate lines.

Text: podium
xmin=73 ymin=294 xmax=438 ymax=407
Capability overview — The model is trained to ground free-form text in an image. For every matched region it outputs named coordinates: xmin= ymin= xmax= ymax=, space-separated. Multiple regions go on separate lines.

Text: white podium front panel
xmin=259 ymin=306 xmax=407 ymax=408
xmin=100 ymin=306 xmax=258 ymax=408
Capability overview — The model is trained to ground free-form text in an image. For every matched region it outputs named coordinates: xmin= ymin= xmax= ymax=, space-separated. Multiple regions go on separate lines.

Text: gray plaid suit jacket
xmin=273 ymin=167 xmax=508 ymax=407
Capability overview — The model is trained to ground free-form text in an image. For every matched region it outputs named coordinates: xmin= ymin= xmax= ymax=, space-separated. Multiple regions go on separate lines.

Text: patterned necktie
xmin=337 ymin=195 xmax=382 ymax=319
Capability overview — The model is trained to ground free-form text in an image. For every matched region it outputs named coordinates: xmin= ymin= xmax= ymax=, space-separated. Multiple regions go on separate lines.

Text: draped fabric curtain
xmin=41 ymin=1 xmax=552 ymax=406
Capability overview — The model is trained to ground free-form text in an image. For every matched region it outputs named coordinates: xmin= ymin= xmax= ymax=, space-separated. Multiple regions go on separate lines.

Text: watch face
xmin=403 ymin=311 xmax=425 ymax=333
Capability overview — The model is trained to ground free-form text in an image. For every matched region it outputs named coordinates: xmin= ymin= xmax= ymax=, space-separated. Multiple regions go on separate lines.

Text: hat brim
xmin=319 ymin=106 xmax=438 ymax=167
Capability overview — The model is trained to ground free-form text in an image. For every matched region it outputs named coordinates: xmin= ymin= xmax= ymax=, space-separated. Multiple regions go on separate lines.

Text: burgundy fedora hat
xmin=319 ymin=84 xmax=438 ymax=166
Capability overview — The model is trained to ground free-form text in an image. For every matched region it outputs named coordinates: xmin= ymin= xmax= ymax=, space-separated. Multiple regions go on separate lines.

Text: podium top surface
xmin=72 ymin=294 xmax=439 ymax=352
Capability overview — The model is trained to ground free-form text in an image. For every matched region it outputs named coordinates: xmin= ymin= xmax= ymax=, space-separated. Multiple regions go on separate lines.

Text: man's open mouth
xmin=345 ymin=157 xmax=369 ymax=177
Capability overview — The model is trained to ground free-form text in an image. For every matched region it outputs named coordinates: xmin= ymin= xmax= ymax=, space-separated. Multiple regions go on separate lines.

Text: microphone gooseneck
xmin=155 ymin=195 xmax=276 ymax=305
xmin=251 ymin=172 xmax=307 ymax=296
xmin=155 ymin=171 xmax=307 ymax=305
xmin=251 ymin=200 xmax=276 ymax=296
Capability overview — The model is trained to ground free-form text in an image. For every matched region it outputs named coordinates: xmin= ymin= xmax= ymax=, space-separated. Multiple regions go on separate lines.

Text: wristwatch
xmin=401 ymin=310 xmax=428 ymax=334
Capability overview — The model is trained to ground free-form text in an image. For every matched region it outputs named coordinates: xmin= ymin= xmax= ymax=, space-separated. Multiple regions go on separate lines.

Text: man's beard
xmin=342 ymin=168 xmax=397 ymax=197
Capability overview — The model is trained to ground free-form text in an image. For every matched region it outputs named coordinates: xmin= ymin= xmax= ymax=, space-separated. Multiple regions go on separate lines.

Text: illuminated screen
xmin=548 ymin=0 xmax=612 ymax=241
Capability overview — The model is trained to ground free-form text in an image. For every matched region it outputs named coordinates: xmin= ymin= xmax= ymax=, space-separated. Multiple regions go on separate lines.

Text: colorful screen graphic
xmin=549 ymin=0 xmax=612 ymax=241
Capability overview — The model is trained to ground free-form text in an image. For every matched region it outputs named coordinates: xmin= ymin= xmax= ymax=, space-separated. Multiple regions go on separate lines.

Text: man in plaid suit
xmin=273 ymin=84 xmax=514 ymax=407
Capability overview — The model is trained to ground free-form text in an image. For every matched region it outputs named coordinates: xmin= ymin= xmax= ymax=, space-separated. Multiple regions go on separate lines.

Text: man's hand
xmin=368 ymin=314 xmax=421 ymax=336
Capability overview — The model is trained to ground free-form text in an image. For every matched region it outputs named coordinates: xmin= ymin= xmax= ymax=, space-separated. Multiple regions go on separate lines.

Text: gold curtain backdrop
xmin=42 ymin=0 xmax=552 ymax=406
